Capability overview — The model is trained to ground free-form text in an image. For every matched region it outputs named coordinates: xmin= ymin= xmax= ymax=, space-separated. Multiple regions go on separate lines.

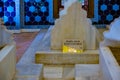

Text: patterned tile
xmin=97 ymin=0 xmax=120 ymax=24
xmin=24 ymin=0 xmax=52 ymax=25
xmin=4 ymin=0 xmax=16 ymax=26
xmin=0 ymin=0 xmax=4 ymax=18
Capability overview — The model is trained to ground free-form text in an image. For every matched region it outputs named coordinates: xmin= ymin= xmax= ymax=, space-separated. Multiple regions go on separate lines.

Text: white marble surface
xmin=75 ymin=64 xmax=100 ymax=80
xmin=0 ymin=19 xmax=13 ymax=47
xmin=43 ymin=65 xmax=74 ymax=79
xmin=43 ymin=66 xmax=63 ymax=78
xmin=15 ymin=64 xmax=43 ymax=80
xmin=51 ymin=0 xmax=96 ymax=50
xmin=0 ymin=43 xmax=16 ymax=80
xmin=100 ymin=47 xmax=120 ymax=80
xmin=102 ymin=17 xmax=120 ymax=47
xmin=0 ymin=26 xmax=2 ymax=46
xmin=0 ymin=18 xmax=16 ymax=80
xmin=104 ymin=17 xmax=120 ymax=41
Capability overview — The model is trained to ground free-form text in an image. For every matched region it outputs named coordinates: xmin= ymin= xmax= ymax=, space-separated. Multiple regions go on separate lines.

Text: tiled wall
xmin=93 ymin=0 xmax=120 ymax=25
xmin=1 ymin=0 xmax=120 ymax=30
xmin=0 ymin=0 xmax=53 ymax=30
xmin=4 ymin=0 xmax=16 ymax=26
xmin=0 ymin=0 xmax=4 ymax=18
xmin=24 ymin=0 xmax=53 ymax=25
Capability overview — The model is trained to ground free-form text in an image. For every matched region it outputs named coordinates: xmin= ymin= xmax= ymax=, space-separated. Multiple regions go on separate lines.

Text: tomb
xmin=51 ymin=0 xmax=96 ymax=50
xmin=1 ymin=0 xmax=120 ymax=79
xmin=35 ymin=0 xmax=100 ymax=80
xmin=14 ymin=0 xmax=120 ymax=80
xmin=101 ymin=17 xmax=120 ymax=47
xmin=0 ymin=18 xmax=16 ymax=80
xmin=36 ymin=0 xmax=99 ymax=62
xmin=100 ymin=17 xmax=120 ymax=80
xmin=0 ymin=19 xmax=13 ymax=49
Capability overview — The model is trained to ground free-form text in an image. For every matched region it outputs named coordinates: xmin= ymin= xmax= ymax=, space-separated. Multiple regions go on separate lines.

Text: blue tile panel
xmin=92 ymin=0 xmax=99 ymax=23
xmin=93 ymin=0 xmax=120 ymax=24
xmin=24 ymin=0 xmax=53 ymax=25
xmin=4 ymin=0 xmax=16 ymax=26
xmin=0 ymin=0 xmax=4 ymax=18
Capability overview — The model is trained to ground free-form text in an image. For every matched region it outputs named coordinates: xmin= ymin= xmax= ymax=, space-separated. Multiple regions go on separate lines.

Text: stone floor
xmin=14 ymin=29 xmax=47 ymax=80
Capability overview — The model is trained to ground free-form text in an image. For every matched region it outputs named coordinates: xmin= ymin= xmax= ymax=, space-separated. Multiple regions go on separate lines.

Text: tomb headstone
xmin=100 ymin=17 xmax=120 ymax=80
xmin=0 ymin=18 xmax=13 ymax=49
xmin=51 ymin=0 xmax=96 ymax=50
xmin=102 ymin=17 xmax=120 ymax=47
xmin=0 ymin=18 xmax=4 ymax=47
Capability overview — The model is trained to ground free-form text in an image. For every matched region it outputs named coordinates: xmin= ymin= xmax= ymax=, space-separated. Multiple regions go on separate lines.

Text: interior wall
xmin=3 ymin=0 xmax=18 ymax=30
xmin=24 ymin=0 xmax=54 ymax=25
xmin=93 ymin=0 xmax=120 ymax=25
xmin=1 ymin=0 xmax=120 ymax=30
xmin=0 ymin=0 xmax=4 ymax=18
xmin=22 ymin=0 xmax=54 ymax=30
xmin=0 ymin=0 xmax=54 ymax=31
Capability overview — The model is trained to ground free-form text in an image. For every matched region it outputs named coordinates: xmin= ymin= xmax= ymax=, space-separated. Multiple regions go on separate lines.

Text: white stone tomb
xmin=51 ymin=0 xmax=96 ymax=50
xmin=102 ymin=17 xmax=120 ymax=47
xmin=0 ymin=18 xmax=16 ymax=80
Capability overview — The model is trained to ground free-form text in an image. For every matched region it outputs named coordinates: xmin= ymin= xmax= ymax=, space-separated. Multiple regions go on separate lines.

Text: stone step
xmin=15 ymin=64 xmax=43 ymax=80
xmin=43 ymin=65 xmax=74 ymax=80
xmin=43 ymin=78 xmax=74 ymax=80
xmin=75 ymin=64 xmax=100 ymax=80
xmin=35 ymin=50 xmax=99 ymax=65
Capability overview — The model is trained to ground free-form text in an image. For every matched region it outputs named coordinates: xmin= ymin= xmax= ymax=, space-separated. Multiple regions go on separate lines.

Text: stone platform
xmin=75 ymin=64 xmax=101 ymax=80
xmin=100 ymin=47 xmax=120 ymax=80
xmin=0 ymin=18 xmax=16 ymax=80
xmin=42 ymin=64 xmax=101 ymax=80
xmin=0 ymin=43 xmax=16 ymax=80
xmin=34 ymin=25 xmax=99 ymax=80
xmin=35 ymin=50 xmax=99 ymax=64
xmin=15 ymin=64 xmax=43 ymax=80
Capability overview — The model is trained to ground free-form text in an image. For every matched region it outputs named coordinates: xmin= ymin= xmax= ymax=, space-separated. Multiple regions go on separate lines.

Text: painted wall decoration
xmin=4 ymin=0 xmax=16 ymax=26
xmin=93 ymin=0 xmax=120 ymax=24
xmin=24 ymin=0 xmax=53 ymax=25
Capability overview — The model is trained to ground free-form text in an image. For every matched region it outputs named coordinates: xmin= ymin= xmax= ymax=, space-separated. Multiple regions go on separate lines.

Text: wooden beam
xmin=53 ymin=0 xmax=59 ymax=18
xmin=87 ymin=0 xmax=94 ymax=18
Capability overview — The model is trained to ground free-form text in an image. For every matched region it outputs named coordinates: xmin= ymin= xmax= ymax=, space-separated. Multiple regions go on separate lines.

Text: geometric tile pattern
xmin=4 ymin=0 xmax=16 ymax=26
xmin=0 ymin=0 xmax=4 ymax=18
xmin=24 ymin=0 xmax=51 ymax=25
xmin=98 ymin=0 xmax=120 ymax=24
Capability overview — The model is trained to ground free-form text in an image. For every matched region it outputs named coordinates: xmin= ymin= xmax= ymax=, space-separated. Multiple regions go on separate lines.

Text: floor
xmin=13 ymin=32 xmax=39 ymax=63
xmin=15 ymin=29 xmax=47 ymax=80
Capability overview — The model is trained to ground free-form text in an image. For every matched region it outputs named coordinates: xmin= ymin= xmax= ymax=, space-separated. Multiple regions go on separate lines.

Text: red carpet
xmin=13 ymin=32 xmax=38 ymax=63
